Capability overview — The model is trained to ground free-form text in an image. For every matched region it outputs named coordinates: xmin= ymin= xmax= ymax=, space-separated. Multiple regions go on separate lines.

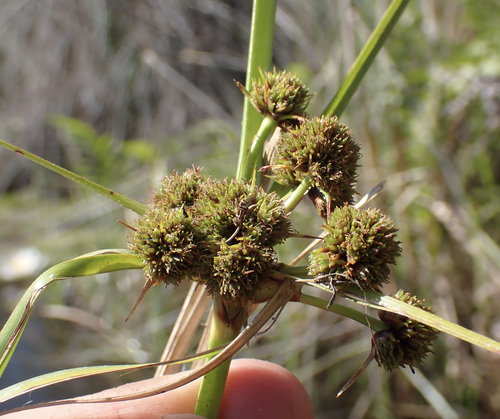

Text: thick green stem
xmin=196 ymin=2 xmax=278 ymax=415
xmin=239 ymin=115 xmax=277 ymax=181
xmin=283 ymin=177 xmax=311 ymax=211
xmin=194 ymin=299 xmax=247 ymax=419
xmin=236 ymin=0 xmax=277 ymax=180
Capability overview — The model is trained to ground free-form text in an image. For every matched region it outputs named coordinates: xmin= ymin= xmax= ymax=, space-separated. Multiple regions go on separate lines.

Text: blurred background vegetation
xmin=1 ymin=0 xmax=500 ymax=417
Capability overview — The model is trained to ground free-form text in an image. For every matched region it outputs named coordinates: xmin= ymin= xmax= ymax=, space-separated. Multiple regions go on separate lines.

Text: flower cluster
xmin=272 ymin=116 xmax=361 ymax=216
xmin=152 ymin=166 xmax=205 ymax=209
xmin=308 ymin=205 xmax=401 ymax=291
xmin=128 ymin=169 xmax=292 ymax=302
xmin=128 ymin=66 xmax=439 ymax=382
xmin=374 ymin=290 xmax=439 ymax=372
xmin=238 ymin=68 xmax=311 ymax=122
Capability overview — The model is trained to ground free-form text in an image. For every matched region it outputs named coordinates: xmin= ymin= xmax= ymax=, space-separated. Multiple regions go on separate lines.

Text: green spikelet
xmin=238 ymin=68 xmax=311 ymax=122
xmin=128 ymin=207 xmax=206 ymax=286
xmin=209 ymin=238 xmax=277 ymax=302
xmin=129 ymin=169 xmax=292 ymax=303
xmin=273 ymin=116 xmax=361 ymax=213
xmin=152 ymin=166 xmax=206 ymax=210
xmin=309 ymin=205 xmax=401 ymax=290
xmin=374 ymin=290 xmax=440 ymax=372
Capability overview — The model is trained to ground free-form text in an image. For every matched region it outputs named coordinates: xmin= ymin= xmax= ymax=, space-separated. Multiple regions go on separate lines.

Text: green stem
xmin=277 ymin=265 xmax=310 ymax=277
xmin=322 ymin=0 xmax=410 ymax=118
xmin=283 ymin=177 xmax=311 ymax=211
xmin=239 ymin=115 xmax=277 ymax=181
xmin=194 ymin=299 xmax=247 ymax=418
xmin=195 ymin=1 xmax=278 ymax=415
xmin=298 ymin=293 xmax=386 ymax=332
xmin=236 ymin=0 xmax=277 ymax=179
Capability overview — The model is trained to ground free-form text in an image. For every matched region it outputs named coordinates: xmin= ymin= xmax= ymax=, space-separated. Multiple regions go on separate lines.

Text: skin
xmin=2 ymin=359 xmax=313 ymax=419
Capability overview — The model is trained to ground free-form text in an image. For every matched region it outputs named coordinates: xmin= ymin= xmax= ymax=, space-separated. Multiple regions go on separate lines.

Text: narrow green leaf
xmin=298 ymin=292 xmax=386 ymax=331
xmin=0 ymin=348 xmax=221 ymax=404
xmin=2 ymin=279 xmax=296 ymax=411
xmin=1 ymin=365 xmax=151 ymax=404
xmin=0 ymin=138 xmax=147 ymax=215
xmin=340 ymin=286 xmax=500 ymax=355
xmin=0 ymin=249 xmax=144 ymax=378
xmin=322 ymin=0 xmax=410 ymax=117
xmin=377 ymin=293 xmax=500 ymax=354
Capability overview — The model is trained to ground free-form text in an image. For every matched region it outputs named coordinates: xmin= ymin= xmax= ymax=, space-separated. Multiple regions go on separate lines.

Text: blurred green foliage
xmin=48 ymin=114 xmax=158 ymax=186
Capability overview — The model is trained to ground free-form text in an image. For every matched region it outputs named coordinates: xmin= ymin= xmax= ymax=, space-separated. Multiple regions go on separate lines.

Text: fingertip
xmin=219 ymin=359 xmax=313 ymax=419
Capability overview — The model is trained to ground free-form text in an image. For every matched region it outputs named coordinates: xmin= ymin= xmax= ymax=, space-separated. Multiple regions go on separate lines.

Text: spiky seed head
xmin=241 ymin=68 xmax=311 ymax=122
xmin=308 ymin=205 xmax=401 ymax=290
xmin=374 ymin=290 xmax=440 ymax=372
xmin=272 ymin=116 xmax=361 ymax=212
xmin=195 ymin=178 xmax=293 ymax=248
xmin=128 ymin=207 xmax=206 ymax=286
xmin=193 ymin=178 xmax=291 ymax=302
xmin=153 ymin=167 xmax=206 ymax=210
xmin=129 ymin=169 xmax=292 ymax=303
xmin=207 ymin=237 xmax=277 ymax=302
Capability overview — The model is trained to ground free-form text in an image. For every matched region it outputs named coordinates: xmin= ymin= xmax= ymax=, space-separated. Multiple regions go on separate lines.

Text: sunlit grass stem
xmin=194 ymin=300 xmax=247 ymax=418
xmin=322 ymin=0 xmax=410 ymax=118
xmin=198 ymin=0 xmax=278 ymax=415
xmin=236 ymin=0 xmax=277 ymax=180
xmin=239 ymin=115 xmax=277 ymax=181
xmin=0 ymin=138 xmax=147 ymax=215
xmin=298 ymin=293 xmax=386 ymax=332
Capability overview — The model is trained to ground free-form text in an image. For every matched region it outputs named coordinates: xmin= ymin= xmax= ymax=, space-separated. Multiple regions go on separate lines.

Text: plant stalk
xmin=239 ymin=115 xmax=277 ymax=181
xmin=194 ymin=299 xmax=248 ymax=418
xmin=236 ymin=0 xmax=277 ymax=179
xmin=322 ymin=0 xmax=410 ymax=118
xmin=299 ymin=292 xmax=386 ymax=332
xmin=284 ymin=177 xmax=311 ymax=211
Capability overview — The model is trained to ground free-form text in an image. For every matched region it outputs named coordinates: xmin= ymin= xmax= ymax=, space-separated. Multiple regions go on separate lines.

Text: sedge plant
xmin=1 ymin=1 xmax=500 ymax=418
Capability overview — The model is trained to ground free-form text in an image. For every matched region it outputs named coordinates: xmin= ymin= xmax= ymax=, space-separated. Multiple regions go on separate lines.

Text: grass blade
xmin=0 ymin=348 xmax=221 ymax=404
xmin=340 ymin=286 xmax=500 ymax=354
xmin=0 ymin=138 xmax=147 ymax=215
xmin=0 ymin=249 xmax=144 ymax=378
xmin=322 ymin=0 xmax=410 ymax=117
xmin=2 ymin=278 xmax=297 ymax=413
